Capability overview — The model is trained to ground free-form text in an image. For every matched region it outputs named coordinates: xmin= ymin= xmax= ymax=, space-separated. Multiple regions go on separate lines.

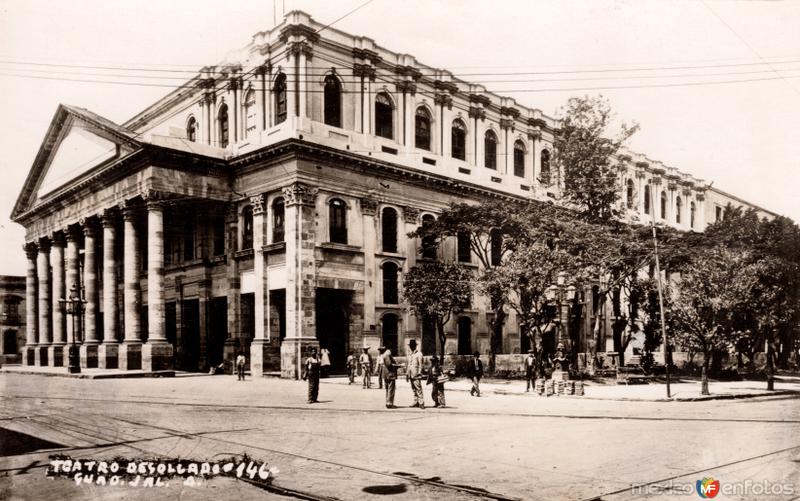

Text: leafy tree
xmin=669 ymin=248 xmax=760 ymax=395
xmin=554 ymin=95 xmax=638 ymax=224
xmin=402 ymin=261 xmax=472 ymax=358
xmin=409 ymin=200 xmax=526 ymax=371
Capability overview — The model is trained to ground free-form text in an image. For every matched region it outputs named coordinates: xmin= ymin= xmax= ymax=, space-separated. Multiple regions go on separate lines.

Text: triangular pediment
xmin=12 ymin=105 xmax=141 ymax=220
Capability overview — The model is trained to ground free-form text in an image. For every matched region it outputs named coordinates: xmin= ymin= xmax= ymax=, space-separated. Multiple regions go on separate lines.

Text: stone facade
xmin=11 ymin=11 xmax=776 ymax=377
xmin=0 ymin=276 xmax=26 ymax=365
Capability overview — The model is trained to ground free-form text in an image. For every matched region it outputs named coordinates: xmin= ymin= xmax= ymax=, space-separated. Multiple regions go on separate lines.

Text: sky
xmin=0 ymin=0 xmax=798 ymax=276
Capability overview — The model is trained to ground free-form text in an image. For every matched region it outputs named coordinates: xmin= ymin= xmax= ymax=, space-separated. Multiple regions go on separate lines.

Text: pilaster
xmin=250 ymin=194 xmax=271 ymax=377
xmin=279 ymin=182 xmax=319 ymax=378
xmin=361 ymin=198 xmax=378 ymax=331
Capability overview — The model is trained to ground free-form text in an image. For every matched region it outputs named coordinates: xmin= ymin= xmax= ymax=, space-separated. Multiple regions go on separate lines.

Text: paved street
xmin=1 ymin=372 xmax=798 ymax=500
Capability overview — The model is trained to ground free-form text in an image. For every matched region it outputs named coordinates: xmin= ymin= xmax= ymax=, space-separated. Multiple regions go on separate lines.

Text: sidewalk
xmin=0 ymin=365 xmax=174 ymax=379
xmin=322 ymin=374 xmax=800 ymax=402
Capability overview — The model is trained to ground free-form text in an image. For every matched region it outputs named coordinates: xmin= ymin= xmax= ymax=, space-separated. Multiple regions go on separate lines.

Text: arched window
xmin=513 ymin=140 xmax=526 ymax=177
xmin=457 ymin=230 xmax=471 ymax=263
xmin=451 ymin=120 xmax=466 ymax=160
xmin=186 ymin=116 xmax=197 ymax=142
xmin=660 ymin=191 xmax=667 ymax=220
xmin=218 ymin=104 xmax=229 ymax=148
xmin=490 ymin=229 xmax=502 ymax=266
xmin=323 ymin=74 xmax=342 ymax=128
xmin=244 ymin=89 xmax=256 ymax=138
xmin=457 ymin=317 xmax=472 ymax=355
xmin=274 ymin=73 xmax=287 ymax=125
xmin=626 ymin=179 xmax=635 ymax=209
xmin=375 ymin=93 xmax=394 ymax=139
xmin=272 ymin=197 xmax=285 ymax=243
xmin=329 ymin=198 xmax=348 ymax=244
xmin=690 ymin=201 xmax=696 ymax=229
xmin=676 ymin=196 xmax=683 ymax=224
xmin=382 ymin=262 xmax=399 ymax=305
xmin=382 ymin=314 xmax=399 ymax=355
xmin=241 ymin=206 xmax=253 ymax=250
xmin=644 ymin=185 xmax=651 ymax=214
xmin=415 ymin=107 xmax=432 ymax=151
xmin=484 ymin=130 xmax=497 ymax=169
xmin=421 ymin=214 xmax=436 ymax=259
xmin=381 ymin=207 xmax=398 ymax=253
xmin=540 ymin=149 xmax=551 ymax=185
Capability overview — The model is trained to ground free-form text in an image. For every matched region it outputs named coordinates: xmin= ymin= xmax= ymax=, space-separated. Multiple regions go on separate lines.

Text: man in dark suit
xmin=470 ymin=351 xmax=484 ymax=397
xmin=382 ymin=348 xmax=400 ymax=408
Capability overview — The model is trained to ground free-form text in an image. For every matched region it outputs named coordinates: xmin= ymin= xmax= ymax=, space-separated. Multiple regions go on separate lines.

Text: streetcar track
xmin=3 ymin=393 xmax=798 ymax=424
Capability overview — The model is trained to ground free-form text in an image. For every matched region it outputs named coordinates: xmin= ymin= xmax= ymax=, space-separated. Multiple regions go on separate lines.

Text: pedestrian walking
xmin=346 ymin=351 xmax=357 ymax=385
xmin=523 ymin=349 xmax=536 ymax=392
xmin=320 ymin=347 xmax=331 ymax=378
xmin=236 ymin=352 xmax=246 ymax=381
xmin=375 ymin=345 xmax=386 ymax=389
xmin=301 ymin=347 xmax=321 ymax=404
xmin=359 ymin=347 xmax=372 ymax=388
xmin=426 ymin=354 xmax=446 ymax=407
xmin=407 ymin=339 xmax=425 ymax=408
xmin=470 ymin=351 xmax=484 ymax=397
xmin=382 ymin=348 xmax=400 ymax=409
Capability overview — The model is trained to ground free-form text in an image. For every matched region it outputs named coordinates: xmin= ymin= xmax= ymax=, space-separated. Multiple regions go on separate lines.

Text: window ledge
xmin=234 ymin=249 xmax=255 ymax=260
xmin=320 ymin=242 xmax=363 ymax=254
xmin=376 ymin=251 xmax=406 ymax=260
xmin=263 ymin=241 xmax=286 ymax=253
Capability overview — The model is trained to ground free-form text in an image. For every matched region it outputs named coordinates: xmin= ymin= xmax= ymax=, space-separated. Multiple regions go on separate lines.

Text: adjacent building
xmin=11 ymin=11 xmax=776 ymax=376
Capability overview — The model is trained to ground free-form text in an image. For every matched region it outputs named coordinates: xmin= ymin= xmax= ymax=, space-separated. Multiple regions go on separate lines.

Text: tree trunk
xmin=766 ymin=334 xmax=775 ymax=391
xmin=437 ymin=322 xmax=447 ymax=362
xmin=591 ymin=313 xmax=602 ymax=371
xmin=489 ymin=306 xmax=506 ymax=374
xmin=701 ymin=353 xmax=710 ymax=396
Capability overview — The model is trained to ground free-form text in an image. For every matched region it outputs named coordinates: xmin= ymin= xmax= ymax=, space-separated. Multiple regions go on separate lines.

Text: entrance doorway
xmin=381 ymin=313 xmax=398 ymax=355
xmin=208 ymin=297 xmax=227 ymax=368
xmin=457 ymin=317 xmax=471 ymax=355
xmin=315 ymin=288 xmax=352 ymax=374
xmin=181 ymin=299 xmax=200 ymax=372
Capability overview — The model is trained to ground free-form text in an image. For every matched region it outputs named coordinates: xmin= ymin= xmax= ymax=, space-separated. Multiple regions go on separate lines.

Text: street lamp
xmin=60 ymin=283 xmax=85 ymax=374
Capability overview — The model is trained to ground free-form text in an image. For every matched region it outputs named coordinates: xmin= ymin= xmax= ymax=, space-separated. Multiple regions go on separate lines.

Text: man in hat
xmin=407 ymin=339 xmax=425 ymax=408
xmin=523 ymin=349 xmax=536 ymax=392
xmin=301 ymin=347 xmax=321 ymax=404
xmin=470 ymin=351 xmax=484 ymax=397
xmin=359 ymin=347 xmax=372 ymax=389
xmin=382 ymin=347 xmax=400 ymax=408
xmin=346 ymin=350 xmax=357 ymax=385
xmin=375 ymin=345 xmax=387 ymax=389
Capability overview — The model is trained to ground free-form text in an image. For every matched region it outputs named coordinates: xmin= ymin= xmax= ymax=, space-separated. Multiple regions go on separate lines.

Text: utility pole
xmin=650 ymin=193 xmax=672 ymax=398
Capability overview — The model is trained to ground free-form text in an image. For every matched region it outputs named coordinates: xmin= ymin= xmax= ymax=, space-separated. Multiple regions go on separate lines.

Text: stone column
xmin=37 ymin=237 xmax=52 ymax=366
xmin=24 ymin=243 xmax=38 ymax=366
xmin=120 ymin=206 xmax=143 ymax=370
xmin=298 ymin=51 xmax=308 ymax=119
xmin=143 ymin=199 xmax=174 ymax=371
xmin=65 ymin=228 xmax=81 ymax=345
xmin=48 ymin=232 xmax=66 ymax=367
xmin=99 ymin=210 xmax=119 ymax=369
xmin=80 ymin=219 xmax=100 ymax=368
xmin=402 ymin=206 xmax=420 ymax=339
xmin=250 ymin=194 xmax=270 ymax=377
xmin=361 ymin=197 xmax=378 ymax=347
xmin=280 ymin=182 xmax=319 ymax=378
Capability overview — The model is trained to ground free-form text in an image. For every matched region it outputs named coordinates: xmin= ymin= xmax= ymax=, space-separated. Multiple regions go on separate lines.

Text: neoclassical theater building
xmin=12 ymin=11 xmax=775 ymax=377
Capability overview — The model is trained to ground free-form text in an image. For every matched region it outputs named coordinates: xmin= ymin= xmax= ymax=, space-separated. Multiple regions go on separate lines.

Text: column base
xmin=24 ymin=345 xmax=37 ymax=366
xmin=119 ymin=342 xmax=143 ymax=371
xmin=280 ymin=338 xmax=319 ymax=379
xmin=37 ymin=345 xmax=49 ymax=366
xmin=142 ymin=342 xmax=174 ymax=372
xmin=98 ymin=343 xmax=119 ymax=370
xmin=80 ymin=343 xmax=100 ymax=368
xmin=66 ymin=344 xmax=81 ymax=373
xmin=48 ymin=344 xmax=65 ymax=367
xmin=223 ymin=339 xmax=238 ymax=374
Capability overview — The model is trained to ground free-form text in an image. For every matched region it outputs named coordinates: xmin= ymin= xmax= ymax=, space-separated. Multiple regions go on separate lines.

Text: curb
xmin=0 ymin=368 xmax=175 ymax=379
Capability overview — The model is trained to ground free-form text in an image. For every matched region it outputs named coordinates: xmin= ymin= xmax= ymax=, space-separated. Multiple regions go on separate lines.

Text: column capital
xmin=23 ymin=242 xmax=38 ymax=260
xmin=403 ymin=206 xmax=420 ymax=224
xmin=121 ymin=205 xmax=140 ymax=222
xmin=65 ymin=225 xmax=82 ymax=243
xmin=101 ymin=209 xmax=118 ymax=228
xmin=80 ymin=217 xmax=99 ymax=238
xmin=250 ymin=194 xmax=266 ymax=215
xmin=360 ymin=197 xmax=379 ymax=216
xmin=282 ymin=182 xmax=318 ymax=207
xmin=38 ymin=237 xmax=51 ymax=253
xmin=51 ymin=231 xmax=66 ymax=248
xmin=142 ymin=189 xmax=168 ymax=210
